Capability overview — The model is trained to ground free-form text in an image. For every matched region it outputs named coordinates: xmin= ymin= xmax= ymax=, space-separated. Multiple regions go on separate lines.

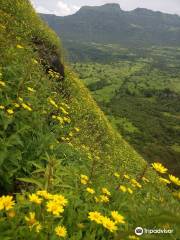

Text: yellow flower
xmin=7 ymin=109 xmax=14 ymax=115
xmin=3 ymin=196 xmax=14 ymax=210
xmin=27 ymin=87 xmax=36 ymax=93
xmin=101 ymin=216 xmax=117 ymax=232
xmin=0 ymin=105 xmax=5 ymax=110
xmin=159 ymin=177 xmax=171 ymax=185
xmin=25 ymin=212 xmax=37 ymax=225
xmin=56 ymin=116 xmax=64 ymax=124
xmin=0 ymin=196 xmax=15 ymax=211
xmin=69 ymin=132 xmax=73 ymax=137
xmin=0 ymin=81 xmax=6 ymax=87
xmin=52 ymin=194 xmax=68 ymax=206
xmin=29 ymin=194 xmax=42 ymax=205
xmin=169 ymin=175 xmax=180 ymax=186
xmin=60 ymin=107 xmax=68 ymax=115
xmin=74 ymin=127 xmax=80 ymax=132
xmin=46 ymin=200 xmax=64 ymax=216
xmin=16 ymin=44 xmax=24 ymax=49
xmin=80 ymin=174 xmax=89 ymax=185
xmin=21 ymin=103 xmax=32 ymax=111
xmin=102 ymin=188 xmax=111 ymax=196
xmin=55 ymin=225 xmax=67 ymax=238
xmin=48 ymin=98 xmax=58 ymax=108
xmin=14 ymin=103 xmax=20 ymax=108
xmin=124 ymin=174 xmax=130 ymax=179
xmin=36 ymin=223 xmax=42 ymax=233
xmin=152 ymin=162 xmax=168 ymax=174
xmin=111 ymin=211 xmax=125 ymax=224
xmin=18 ymin=97 xmax=23 ymax=102
xmin=130 ymin=179 xmax=142 ymax=188
xmin=86 ymin=187 xmax=95 ymax=194
xmin=119 ymin=185 xmax=127 ymax=192
xmin=81 ymin=179 xmax=87 ymax=185
xmin=63 ymin=117 xmax=71 ymax=123
xmin=81 ymin=175 xmax=89 ymax=181
xmin=99 ymin=195 xmax=109 ymax=203
xmin=127 ymin=187 xmax=133 ymax=194
xmin=88 ymin=211 xmax=103 ymax=224
xmin=36 ymin=190 xmax=53 ymax=200
xmin=114 ymin=172 xmax=120 ymax=178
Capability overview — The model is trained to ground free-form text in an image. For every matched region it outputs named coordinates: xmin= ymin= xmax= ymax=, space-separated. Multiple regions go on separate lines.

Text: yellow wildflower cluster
xmin=24 ymin=191 xmax=68 ymax=235
xmin=119 ymin=185 xmax=133 ymax=194
xmin=88 ymin=210 xmax=125 ymax=232
xmin=152 ymin=162 xmax=180 ymax=187
xmin=0 ymin=195 xmax=15 ymax=211
xmin=80 ymin=174 xmax=89 ymax=185
xmin=47 ymin=194 xmax=68 ymax=216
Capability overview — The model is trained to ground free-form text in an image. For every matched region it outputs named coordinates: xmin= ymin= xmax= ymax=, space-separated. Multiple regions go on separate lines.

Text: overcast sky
xmin=30 ymin=0 xmax=180 ymax=16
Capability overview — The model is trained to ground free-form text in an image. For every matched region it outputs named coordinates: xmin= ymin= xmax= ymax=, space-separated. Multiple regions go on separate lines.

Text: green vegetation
xmin=72 ymin=46 xmax=180 ymax=175
xmin=0 ymin=0 xmax=180 ymax=239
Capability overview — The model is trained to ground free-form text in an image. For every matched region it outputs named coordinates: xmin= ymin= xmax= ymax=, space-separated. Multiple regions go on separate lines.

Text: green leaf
xmin=17 ymin=178 xmax=43 ymax=189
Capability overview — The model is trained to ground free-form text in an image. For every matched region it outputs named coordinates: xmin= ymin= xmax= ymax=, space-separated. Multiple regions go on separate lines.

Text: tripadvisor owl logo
xmin=135 ymin=227 xmax=144 ymax=236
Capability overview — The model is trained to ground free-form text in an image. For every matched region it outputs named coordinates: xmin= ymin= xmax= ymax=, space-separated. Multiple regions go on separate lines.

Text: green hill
xmin=0 ymin=1 xmax=180 ymax=239
xmin=41 ymin=3 xmax=180 ymax=48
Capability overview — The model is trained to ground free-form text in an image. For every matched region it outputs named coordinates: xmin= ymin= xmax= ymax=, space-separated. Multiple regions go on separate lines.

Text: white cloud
xmin=36 ymin=6 xmax=52 ymax=14
xmin=57 ymin=1 xmax=80 ymax=16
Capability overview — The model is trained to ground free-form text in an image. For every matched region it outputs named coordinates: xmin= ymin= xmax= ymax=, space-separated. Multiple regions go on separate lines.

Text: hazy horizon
xmin=30 ymin=0 xmax=180 ymax=16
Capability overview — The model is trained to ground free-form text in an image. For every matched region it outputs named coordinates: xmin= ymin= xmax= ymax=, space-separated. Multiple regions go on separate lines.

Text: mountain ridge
xmin=40 ymin=4 xmax=180 ymax=47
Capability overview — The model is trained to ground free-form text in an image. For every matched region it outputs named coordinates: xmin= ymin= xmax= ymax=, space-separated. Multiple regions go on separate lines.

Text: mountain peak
xmin=77 ymin=3 xmax=121 ymax=14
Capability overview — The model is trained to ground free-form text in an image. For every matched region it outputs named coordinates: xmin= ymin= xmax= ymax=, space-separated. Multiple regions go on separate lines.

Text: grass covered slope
xmin=0 ymin=0 xmax=180 ymax=239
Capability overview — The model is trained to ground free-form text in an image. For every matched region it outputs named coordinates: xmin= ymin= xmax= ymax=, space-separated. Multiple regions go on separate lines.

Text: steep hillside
xmin=0 ymin=1 xmax=180 ymax=239
xmin=41 ymin=3 xmax=180 ymax=47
